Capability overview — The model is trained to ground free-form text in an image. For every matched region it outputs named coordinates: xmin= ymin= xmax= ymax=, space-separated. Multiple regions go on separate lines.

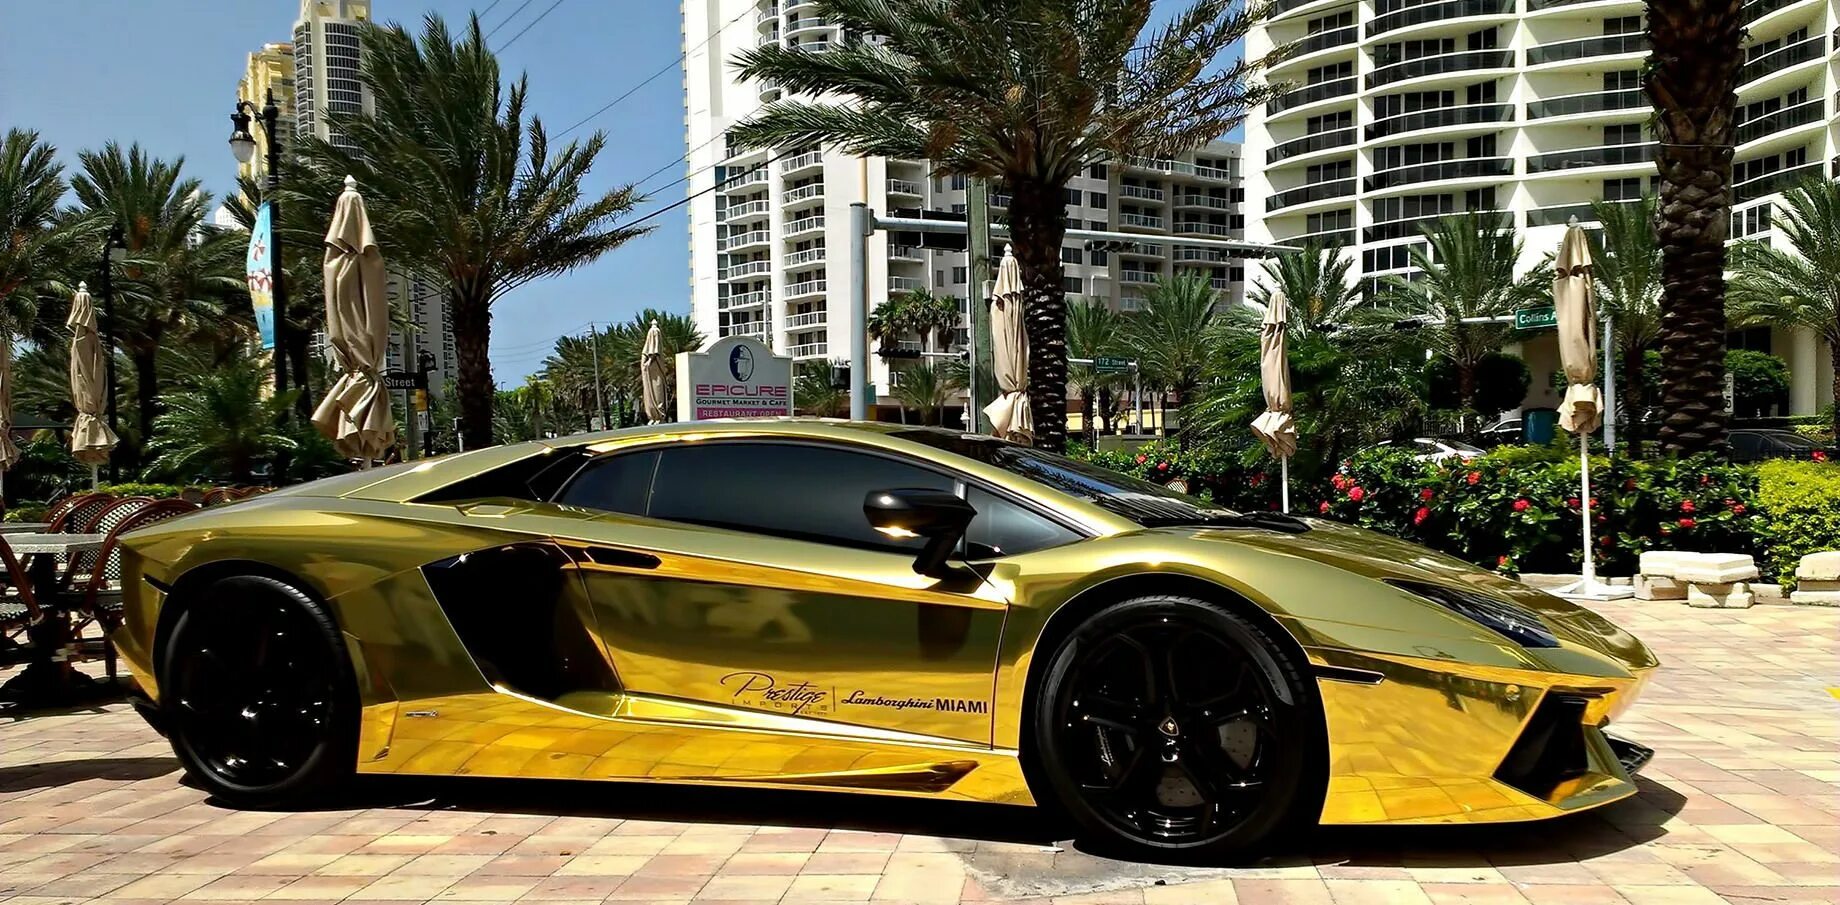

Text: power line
xmin=617 ymin=148 xmax=798 ymax=232
xmin=494 ymin=0 xmax=570 ymax=52
xmin=477 ymin=0 xmax=504 ymax=19
xmin=484 ymin=0 xmax=539 ymax=39
xmin=554 ymin=4 xmax=756 ymax=139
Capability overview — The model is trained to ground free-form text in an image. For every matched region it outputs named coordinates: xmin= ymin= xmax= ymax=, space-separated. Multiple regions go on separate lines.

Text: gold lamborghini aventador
xmin=112 ymin=420 xmax=1658 ymax=858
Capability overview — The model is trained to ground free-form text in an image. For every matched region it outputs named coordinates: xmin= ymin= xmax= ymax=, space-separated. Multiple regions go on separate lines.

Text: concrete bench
xmin=1637 ymin=552 xmax=1759 ymax=607
xmin=1791 ymin=551 xmax=1840 ymax=606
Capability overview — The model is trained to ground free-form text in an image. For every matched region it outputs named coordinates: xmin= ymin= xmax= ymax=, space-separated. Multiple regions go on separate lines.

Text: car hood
xmin=1140 ymin=519 xmax=1657 ymax=671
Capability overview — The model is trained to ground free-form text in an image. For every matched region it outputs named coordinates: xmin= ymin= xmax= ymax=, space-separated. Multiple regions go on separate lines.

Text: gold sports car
xmin=114 ymin=420 xmax=1657 ymax=859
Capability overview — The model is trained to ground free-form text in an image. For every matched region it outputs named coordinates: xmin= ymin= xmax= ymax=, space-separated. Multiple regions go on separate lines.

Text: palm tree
xmin=1065 ymin=296 xmax=1122 ymax=442
xmin=901 ymin=288 xmax=961 ymax=353
xmin=795 ymin=361 xmax=849 ymax=417
xmin=1126 ymin=270 xmax=1220 ymax=438
xmin=144 ymin=352 xmax=298 ymax=483
xmin=728 ymin=0 xmax=1277 ymax=452
xmin=1 ymin=130 xmax=92 ymax=333
xmin=1386 ymin=212 xmax=1542 ymax=419
xmin=1730 ymin=179 xmax=1840 ymax=439
xmin=71 ymin=143 xmax=245 ymax=454
xmin=1250 ymin=240 xmax=1361 ymax=334
xmin=603 ymin=310 xmax=703 ymax=423
xmin=295 ymin=14 xmax=650 ymax=450
xmin=1591 ymin=195 xmax=1662 ymax=455
xmin=1647 ymin=0 xmax=1743 ymax=454
xmin=541 ymin=331 xmax=613 ymax=431
xmin=890 ymin=360 xmax=963 ymax=426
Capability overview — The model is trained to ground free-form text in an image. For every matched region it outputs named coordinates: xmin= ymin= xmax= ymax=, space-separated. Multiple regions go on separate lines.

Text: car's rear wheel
xmin=1031 ymin=595 xmax=1320 ymax=860
xmin=161 ymin=575 xmax=356 ymax=806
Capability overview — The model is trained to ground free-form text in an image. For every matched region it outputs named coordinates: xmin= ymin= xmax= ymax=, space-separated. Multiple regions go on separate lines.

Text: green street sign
xmin=1514 ymin=306 xmax=1557 ymax=330
xmin=1093 ymin=356 xmax=1132 ymax=375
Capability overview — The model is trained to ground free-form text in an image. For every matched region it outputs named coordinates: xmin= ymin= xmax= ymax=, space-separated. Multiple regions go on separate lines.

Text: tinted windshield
xmin=888 ymin=428 xmax=1240 ymax=527
xmin=1762 ymin=431 xmax=1819 ymax=449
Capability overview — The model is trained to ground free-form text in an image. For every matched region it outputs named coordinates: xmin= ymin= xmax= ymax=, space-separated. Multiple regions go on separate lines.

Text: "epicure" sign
xmin=675 ymin=335 xmax=794 ymax=420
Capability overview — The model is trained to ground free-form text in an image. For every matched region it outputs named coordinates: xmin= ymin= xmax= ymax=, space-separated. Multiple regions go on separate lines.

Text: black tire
xmin=1028 ymin=594 xmax=1323 ymax=861
xmin=159 ymin=575 xmax=357 ymax=806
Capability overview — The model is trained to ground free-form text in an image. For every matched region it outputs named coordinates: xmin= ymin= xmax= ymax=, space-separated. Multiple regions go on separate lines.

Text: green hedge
xmin=1074 ymin=441 xmax=1840 ymax=587
xmin=94 ymin=482 xmax=189 ymax=499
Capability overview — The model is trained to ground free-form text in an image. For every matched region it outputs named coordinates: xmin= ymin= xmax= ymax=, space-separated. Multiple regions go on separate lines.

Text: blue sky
xmin=0 ymin=0 xmax=692 ymax=382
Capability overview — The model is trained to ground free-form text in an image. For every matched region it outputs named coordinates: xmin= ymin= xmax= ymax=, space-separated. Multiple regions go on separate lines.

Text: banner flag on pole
xmin=247 ymin=201 xmax=277 ymax=351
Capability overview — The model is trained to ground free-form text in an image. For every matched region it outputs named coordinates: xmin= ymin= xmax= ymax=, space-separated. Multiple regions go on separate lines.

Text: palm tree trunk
xmin=1080 ymin=386 xmax=1095 ymax=446
xmin=1648 ymin=0 xmax=1741 ymax=454
xmin=285 ymin=323 xmax=313 ymax=419
xmin=1622 ymin=341 xmax=1647 ymax=457
xmin=133 ymin=345 xmax=159 ymax=454
xmin=451 ymin=287 xmax=494 ymax=450
xmin=1009 ymin=179 xmax=1069 ymax=453
xmin=1457 ymin=360 xmax=1478 ymax=419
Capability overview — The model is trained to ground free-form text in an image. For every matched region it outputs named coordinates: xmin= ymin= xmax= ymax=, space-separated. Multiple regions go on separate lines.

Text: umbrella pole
xmin=1280 ymin=456 xmax=1290 ymax=514
xmin=89 ymin=463 xmax=99 ymax=490
xmin=1556 ymin=431 xmax=1632 ymax=600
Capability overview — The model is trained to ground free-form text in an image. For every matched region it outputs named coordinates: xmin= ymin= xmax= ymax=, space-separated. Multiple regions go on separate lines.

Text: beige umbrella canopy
xmin=982 ymin=247 xmax=1032 ymax=442
xmin=67 ymin=282 xmax=118 ymax=474
xmin=641 ymin=319 xmax=668 ymax=423
xmin=310 ymin=176 xmax=395 ymax=463
xmin=1555 ymin=222 xmax=1603 ymax=434
xmin=1250 ymin=291 xmax=1298 ymax=458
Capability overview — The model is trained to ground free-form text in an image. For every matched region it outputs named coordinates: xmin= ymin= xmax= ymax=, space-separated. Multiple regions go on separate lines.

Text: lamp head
xmin=229 ymin=103 xmax=256 ymax=164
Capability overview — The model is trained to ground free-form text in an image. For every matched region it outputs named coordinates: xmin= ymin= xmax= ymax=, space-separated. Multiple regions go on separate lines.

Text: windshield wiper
xmin=1192 ymin=512 xmax=1312 ymax=534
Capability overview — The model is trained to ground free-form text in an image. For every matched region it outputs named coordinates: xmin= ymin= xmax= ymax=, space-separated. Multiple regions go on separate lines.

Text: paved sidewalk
xmin=2 ymin=600 xmax=1836 ymax=904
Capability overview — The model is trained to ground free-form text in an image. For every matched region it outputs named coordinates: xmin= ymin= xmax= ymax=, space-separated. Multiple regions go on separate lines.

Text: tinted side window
xmin=1729 ymin=432 xmax=1761 ymax=454
xmin=557 ymin=450 xmax=659 ymax=515
xmin=649 ymin=443 xmax=953 ymax=552
xmin=965 ymin=487 xmax=1080 ymax=559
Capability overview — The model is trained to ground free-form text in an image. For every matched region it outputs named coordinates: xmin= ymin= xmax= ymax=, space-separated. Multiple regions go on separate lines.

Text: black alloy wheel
xmin=162 ymin=575 xmax=356 ymax=805
xmin=1033 ymin=595 xmax=1320 ymax=859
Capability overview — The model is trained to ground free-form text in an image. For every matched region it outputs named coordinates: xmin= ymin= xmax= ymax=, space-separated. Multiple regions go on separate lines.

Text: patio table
xmin=0 ymin=533 xmax=109 ymax=708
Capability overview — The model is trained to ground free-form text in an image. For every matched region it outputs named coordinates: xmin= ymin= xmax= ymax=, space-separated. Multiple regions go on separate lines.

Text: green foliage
xmin=142 ymin=352 xmax=299 ymax=483
xmin=1753 ymin=459 xmax=1840 ymax=587
xmin=794 ymin=361 xmax=848 ymax=418
xmin=1724 ymin=349 xmax=1790 ymax=416
xmin=1424 ymin=352 xmax=1530 ymax=418
xmin=1080 ymin=438 xmax=1286 ymax=512
xmin=94 ymin=482 xmax=187 ymax=498
xmin=5 ymin=503 xmax=48 ymax=523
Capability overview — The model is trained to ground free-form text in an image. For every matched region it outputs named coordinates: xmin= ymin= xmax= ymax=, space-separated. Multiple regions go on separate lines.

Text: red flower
xmin=1420 ymin=488 xmax=1435 ymax=502
xmin=1590 ymin=498 xmax=1599 ymax=508
xmin=1723 ymin=498 xmax=1737 ymax=507
xmin=1413 ymin=506 xmax=1430 ymax=526
xmin=1466 ymin=471 xmax=1481 ymax=485
xmin=1331 ymin=474 xmax=1350 ymax=491
xmin=1624 ymin=479 xmax=1638 ymax=491
xmin=1319 ymin=501 xmax=1331 ymax=514
xmin=1497 ymin=555 xmax=1510 ymax=568
xmin=1566 ymin=498 xmax=1580 ymax=509
xmin=1733 ymin=503 xmax=1747 ymax=515
xmin=1678 ymin=517 xmax=1696 ymax=529
xmin=1156 ymin=461 xmax=1169 ymax=472
xmin=1348 ymin=486 xmax=1367 ymax=503
xmin=1680 ymin=499 xmax=1696 ymax=513
xmin=1699 ymin=474 xmax=1712 ymax=486
xmin=1134 ymin=454 xmax=1147 ymax=465
xmin=1814 ymin=450 xmax=1828 ymax=462
xmin=1600 ymin=535 xmax=1612 ymax=546
xmin=1512 ymin=499 xmax=1530 ymax=512
xmin=1252 ymin=472 xmax=1267 ymax=486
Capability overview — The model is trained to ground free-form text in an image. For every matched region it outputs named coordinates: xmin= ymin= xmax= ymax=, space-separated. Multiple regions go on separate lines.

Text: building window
xmin=951 ymin=266 xmax=968 ymax=283
xmin=1088 ymin=219 xmax=1107 ymax=231
xmin=1061 ymin=247 xmax=1082 ymax=264
xmin=1088 ymin=191 xmax=1108 ymax=209
xmin=1604 ymin=123 xmax=1644 ymax=145
xmin=1087 ymin=163 xmax=1108 ymax=179
xmin=1089 ymin=248 xmax=1109 ymax=266
xmin=1603 ymin=177 xmax=1643 ymax=201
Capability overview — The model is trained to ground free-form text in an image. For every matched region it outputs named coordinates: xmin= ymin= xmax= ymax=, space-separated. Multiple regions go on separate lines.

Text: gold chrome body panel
xmin=116 ymin=420 xmax=1658 ymax=824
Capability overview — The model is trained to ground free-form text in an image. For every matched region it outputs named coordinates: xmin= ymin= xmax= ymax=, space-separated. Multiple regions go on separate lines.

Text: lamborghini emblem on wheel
xmin=112 ymin=420 xmax=1658 ymax=860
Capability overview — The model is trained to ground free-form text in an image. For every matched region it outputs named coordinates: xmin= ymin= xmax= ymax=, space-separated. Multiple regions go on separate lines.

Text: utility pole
xmin=588 ymin=321 xmax=607 ymax=431
xmin=402 ymin=284 xmax=420 ymax=460
xmin=967 ymin=178 xmax=995 ymax=433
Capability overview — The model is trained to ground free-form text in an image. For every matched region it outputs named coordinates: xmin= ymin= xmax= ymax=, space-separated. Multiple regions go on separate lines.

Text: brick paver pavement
xmin=1 ymin=600 xmax=1836 ymax=904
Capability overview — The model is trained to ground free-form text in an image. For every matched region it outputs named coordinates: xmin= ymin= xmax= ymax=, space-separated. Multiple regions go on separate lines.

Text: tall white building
xmin=1243 ymin=0 xmax=1836 ymax=415
xmin=288 ymin=0 xmax=457 ymax=393
xmin=684 ymin=0 xmax=1248 ymax=412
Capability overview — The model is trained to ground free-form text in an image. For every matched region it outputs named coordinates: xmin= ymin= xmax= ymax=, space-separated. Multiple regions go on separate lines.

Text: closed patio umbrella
xmin=641 ymin=319 xmax=667 ymax=423
xmin=310 ymin=176 xmax=394 ymax=465
xmin=1250 ymin=291 xmax=1297 ymax=511
xmin=0 ymin=333 xmax=20 ymax=504
xmin=67 ymin=282 xmax=117 ymax=487
xmin=982 ymin=247 xmax=1031 ymax=442
xmin=1553 ymin=220 xmax=1628 ymax=600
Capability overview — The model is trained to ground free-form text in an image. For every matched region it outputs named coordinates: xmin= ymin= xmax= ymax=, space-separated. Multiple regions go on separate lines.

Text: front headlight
xmin=1388 ymin=579 xmax=1560 ymax=648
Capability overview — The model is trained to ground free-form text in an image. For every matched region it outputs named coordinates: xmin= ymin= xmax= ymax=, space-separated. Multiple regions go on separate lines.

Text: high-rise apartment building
xmin=236 ymin=43 xmax=296 ymax=185
xmin=1243 ymin=0 xmax=1836 ymax=414
xmin=684 ymin=0 xmax=1248 ymax=410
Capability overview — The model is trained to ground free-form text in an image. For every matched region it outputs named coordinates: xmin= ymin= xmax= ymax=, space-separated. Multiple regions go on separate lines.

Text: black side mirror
xmin=863 ymin=488 xmax=976 ymax=578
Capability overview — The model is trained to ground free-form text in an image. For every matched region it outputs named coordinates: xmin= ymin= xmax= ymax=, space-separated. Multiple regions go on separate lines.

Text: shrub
xmin=1726 ymin=350 xmax=1790 ymax=417
xmin=1754 ymin=459 xmax=1840 ymax=587
xmin=5 ymin=502 xmax=49 ymax=523
xmin=1081 ymin=438 xmax=1286 ymax=512
xmin=96 ymin=482 xmax=188 ymax=499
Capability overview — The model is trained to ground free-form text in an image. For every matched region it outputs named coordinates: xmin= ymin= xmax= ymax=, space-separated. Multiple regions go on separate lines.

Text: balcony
xmin=1365 ymin=157 xmax=1512 ymax=191
xmin=786 ymin=310 xmax=828 ymax=328
xmin=1526 ymin=143 xmax=1655 ymax=174
xmin=1173 ymin=220 xmax=1233 ymax=236
xmin=1745 ymin=0 xmax=1814 ymax=24
xmin=1268 ymin=128 xmax=1355 ymax=164
xmin=1363 ymin=210 xmax=1506 ymax=242
xmin=784 ymin=215 xmax=826 ymax=236
xmin=788 ymin=342 xmax=828 ymax=358
xmin=1172 ymin=246 xmax=1231 ymax=263
xmin=1368 ymin=49 xmax=1512 ymax=89
xmin=1120 ymin=270 xmax=1159 ymax=285
xmin=790 ymin=38 xmax=832 ymax=52
xmin=785 ymin=247 xmax=826 ymax=267
xmin=785 ymin=278 xmax=828 ymax=298
xmin=783 ymin=183 xmax=824 ymax=204
xmin=719 ymin=229 xmax=770 ymax=251
xmin=1288 ymin=25 xmax=1358 ymax=60
xmin=1282 ymin=227 xmax=1356 ymax=247
xmin=722 ymin=260 xmax=772 ymax=280
xmin=720 ymin=290 xmax=768 ymax=310
xmin=1124 ymin=157 xmax=1235 ymax=180
xmin=886 ymin=178 xmax=922 ymax=196
xmin=723 ymin=322 xmax=767 ymax=339
xmin=1528 ymin=0 xmax=1640 ymax=9
xmin=1267 ymin=178 xmax=1355 ymax=211
xmin=1524 ymin=198 xmax=1635 ymax=228
xmin=723 ymin=167 xmax=770 ymax=190
xmin=1266 ymin=77 xmax=1355 ymax=116
xmin=1367 ymin=103 xmax=1510 ymax=140
xmin=1526 ymin=88 xmax=1645 ymax=120
xmin=1526 ymin=32 xmax=1647 ymax=66
xmin=889 ymin=276 xmax=926 ymax=292
xmin=754 ymin=5 xmax=779 ymax=28
xmin=1210 ymin=278 xmax=1236 ymax=290
xmin=1741 ymin=36 xmax=1824 ymax=85
xmin=720 ymin=199 xmax=771 ymax=222
xmin=1120 ymin=242 xmax=1166 ymax=257
xmin=1737 ymin=98 xmax=1824 ymax=145
xmin=1120 ymin=212 xmax=1166 ymax=229
xmin=780 ymin=150 xmax=824 ymax=174
xmin=1736 ymin=161 xmax=1825 ymax=202
xmin=888 ymin=244 xmax=922 ymax=261
xmin=1120 ymin=184 xmax=1166 ymax=202
xmin=1174 ymin=193 xmax=1233 ymax=211
xmin=1270 ymin=0 xmax=1339 ymax=16
xmin=1368 ymin=0 xmax=1512 ymax=38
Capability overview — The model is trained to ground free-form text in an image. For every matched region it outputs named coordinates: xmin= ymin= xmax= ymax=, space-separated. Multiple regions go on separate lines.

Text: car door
xmin=545 ymin=439 xmax=1011 ymax=746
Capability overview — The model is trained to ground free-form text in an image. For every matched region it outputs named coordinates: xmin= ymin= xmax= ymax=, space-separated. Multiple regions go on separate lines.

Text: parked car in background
xmin=1373 ymin=437 xmax=1488 ymax=464
xmin=1728 ymin=428 xmax=1835 ymax=462
xmin=1480 ymin=416 xmax=1523 ymax=446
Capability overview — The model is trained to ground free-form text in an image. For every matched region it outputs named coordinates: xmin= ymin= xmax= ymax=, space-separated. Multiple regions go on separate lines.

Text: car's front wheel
xmin=160 ymin=575 xmax=357 ymax=806
xmin=1030 ymin=594 xmax=1321 ymax=860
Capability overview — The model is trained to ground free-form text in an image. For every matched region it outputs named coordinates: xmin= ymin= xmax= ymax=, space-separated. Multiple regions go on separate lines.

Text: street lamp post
xmin=98 ymin=224 xmax=127 ymax=483
xmin=229 ymin=88 xmax=289 ymax=401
